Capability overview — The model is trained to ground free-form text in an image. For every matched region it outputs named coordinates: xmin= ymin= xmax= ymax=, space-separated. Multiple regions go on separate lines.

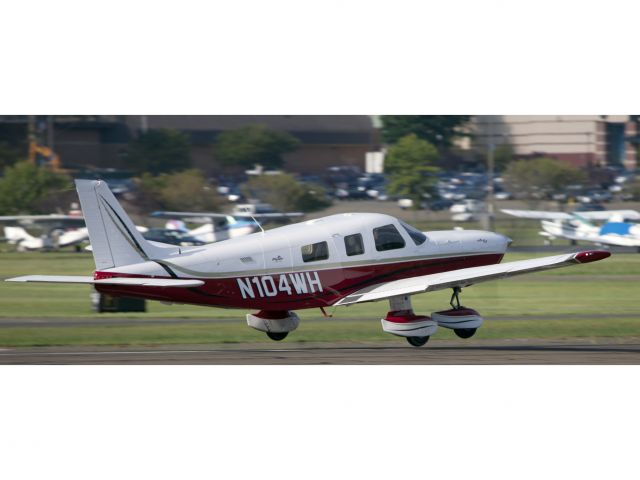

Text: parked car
xmin=427 ymin=198 xmax=454 ymax=211
xmin=577 ymin=190 xmax=612 ymax=204
xmin=398 ymin=198 xmax=414 ymax=210
xmin=494 ymin=191 xmax=512 ymax=200
xmin=142 ymin=229 xmax=206 ymax=246
xmin=450 ymin=199 xmax=486 ymax=214
xmin=574 ymin=203 xmax=606 ymax=212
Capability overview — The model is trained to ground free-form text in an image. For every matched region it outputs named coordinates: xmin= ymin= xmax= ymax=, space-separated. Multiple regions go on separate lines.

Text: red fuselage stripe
xmin=94 ymin=253 xmax=504 ymax=310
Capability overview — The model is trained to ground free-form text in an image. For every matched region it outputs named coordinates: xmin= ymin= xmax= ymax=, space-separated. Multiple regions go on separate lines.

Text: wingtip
xmin=573 ymin=250 xmax=611 ymax=264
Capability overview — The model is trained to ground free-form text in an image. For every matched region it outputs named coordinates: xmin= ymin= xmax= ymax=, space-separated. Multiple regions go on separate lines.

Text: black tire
xmin=406 ymin=336 xmax=429 ymax=347
xmin=454 ymin=328 xmax=477 ymax=339
xmin=266 ymin=331 xmax=288 ymax=341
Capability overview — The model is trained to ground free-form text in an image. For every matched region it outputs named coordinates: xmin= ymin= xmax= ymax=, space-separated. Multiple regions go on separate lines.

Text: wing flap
xmin=5 ymin=275 xmax=204 ymax=288
xmin=334 ymin=250 xmax=610 ymax=306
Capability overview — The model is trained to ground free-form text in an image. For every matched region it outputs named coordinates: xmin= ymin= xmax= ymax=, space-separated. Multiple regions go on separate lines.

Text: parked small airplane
xmin=502 ymin=209 xmax=640 ymax=251
xmin=0 ymin=214 xmax=89 ymax=251
xmin=6 ymin=180 xmax=610 ymax=347
xmin=151 ymin=209 xmax=303 ymax=243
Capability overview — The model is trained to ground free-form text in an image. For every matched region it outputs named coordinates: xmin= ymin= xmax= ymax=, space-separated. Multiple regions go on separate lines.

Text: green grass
xmin=0 ymin=317 xmax=638 ymax=347
xmin=0 ymin=251 xmax=638 ymax=346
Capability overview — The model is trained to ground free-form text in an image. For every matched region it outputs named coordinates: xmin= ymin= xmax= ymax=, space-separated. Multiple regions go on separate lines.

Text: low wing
xmin=5 ymin=275 xmax=204 ymax=288
xmin=334 ymin=250 xmax=610 ymax=306
xmin=151 ymin=211 xmax=303 ymax=222
xmin=580 ymin=210 xmax=640 ymax=221
xmin=151 ymin=212 xmax=234 ymax=223
xmin=502 ymin=209 xmax=640 ymax=221
xmin=501 ymin=209 xmax=573 ymax=220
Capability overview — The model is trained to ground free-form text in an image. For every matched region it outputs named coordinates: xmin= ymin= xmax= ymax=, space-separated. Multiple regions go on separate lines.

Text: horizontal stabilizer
xmin=5 ymin=275 xmax=204 ymax=288
xmin=334 ymin=250 xmax=610 ymax=306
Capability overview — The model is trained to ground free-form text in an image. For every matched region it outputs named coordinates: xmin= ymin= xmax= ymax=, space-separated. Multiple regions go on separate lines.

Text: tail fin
xmin=75 ymin=179 xmax=173 ymax=270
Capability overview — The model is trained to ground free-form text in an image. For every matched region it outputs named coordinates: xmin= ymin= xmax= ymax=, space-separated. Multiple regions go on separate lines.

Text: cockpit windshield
xmin=399 ymin=220 xmax=427 ymax=245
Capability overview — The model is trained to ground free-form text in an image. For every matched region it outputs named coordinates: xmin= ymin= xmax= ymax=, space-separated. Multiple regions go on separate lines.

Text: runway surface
xmin=1 ymin=338 xmax=639 ymax=364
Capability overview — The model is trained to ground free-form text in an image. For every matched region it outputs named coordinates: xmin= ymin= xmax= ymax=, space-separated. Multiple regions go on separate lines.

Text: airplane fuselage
xmin=94 ymin=213 xmax=510 ymax=311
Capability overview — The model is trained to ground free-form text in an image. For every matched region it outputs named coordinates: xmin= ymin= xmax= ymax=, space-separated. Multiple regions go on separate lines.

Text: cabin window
xmin=344 ymin=233 xmax=365 ymax=256
xmin=373 ymin=224 xmax=406 ymax=251
xmin=301 ymin=241 xmax=329 ymax=262
xmin=400 ymin=220 xmax=427 ymax=245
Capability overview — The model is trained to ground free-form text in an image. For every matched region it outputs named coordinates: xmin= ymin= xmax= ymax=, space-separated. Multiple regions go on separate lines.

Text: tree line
xmin=379 ymin=116 xmax=611 ymax=208
xmin=0 ymin=117 xmax=636 ymax=215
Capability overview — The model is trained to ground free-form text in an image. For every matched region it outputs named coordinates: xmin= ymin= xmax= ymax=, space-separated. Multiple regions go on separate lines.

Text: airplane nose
xmin=492 ymin=232 xmax=512 ymax=250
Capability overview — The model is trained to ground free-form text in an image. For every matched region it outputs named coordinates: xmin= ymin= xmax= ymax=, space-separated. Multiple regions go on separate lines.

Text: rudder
xmin=75 ymin=179 xmax=170 ymax=269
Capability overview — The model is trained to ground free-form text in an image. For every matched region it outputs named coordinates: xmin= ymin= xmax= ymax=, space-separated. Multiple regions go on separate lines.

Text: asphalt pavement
xmin=1 ymin=338 xmax=638 ymax=364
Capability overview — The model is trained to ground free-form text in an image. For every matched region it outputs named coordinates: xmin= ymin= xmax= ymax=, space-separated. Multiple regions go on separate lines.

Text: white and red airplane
xmin=6 ymin=180 xmax=611 ymax=347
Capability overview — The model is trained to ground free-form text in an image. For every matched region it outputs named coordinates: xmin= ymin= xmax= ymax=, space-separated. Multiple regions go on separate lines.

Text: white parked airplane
xmin=502 ymin=209 xmax=640 ymax=251
xmin=0 ymin=214 xmax=89 ymax=251
xmin=6 ymin=180 xmax=610 ymax=347
xmin=151 ymin=210 xmax=303 ymax=243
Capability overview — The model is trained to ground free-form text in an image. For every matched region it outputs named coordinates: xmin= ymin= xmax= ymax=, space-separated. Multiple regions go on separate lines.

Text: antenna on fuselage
xmin=242 ymin=208 xmax=265 ymax=234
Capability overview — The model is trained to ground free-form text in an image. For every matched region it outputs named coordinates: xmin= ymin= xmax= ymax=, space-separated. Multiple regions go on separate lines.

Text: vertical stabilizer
xmin=75 ymin=179 xmax=172 ymax=269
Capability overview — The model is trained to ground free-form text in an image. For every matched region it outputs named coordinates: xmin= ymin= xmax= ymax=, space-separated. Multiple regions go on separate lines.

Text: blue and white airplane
xmin=502 ymin=209 xmax=640 ymax=250
xmin=151 ymin=210 xmax=303 ymax=243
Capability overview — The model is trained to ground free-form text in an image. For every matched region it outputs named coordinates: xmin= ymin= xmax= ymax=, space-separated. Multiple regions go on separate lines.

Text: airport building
xmin=469 ymin=115 xmax=638 ymax=170
xmin=0 ymin=115 xmax=377 ymax=174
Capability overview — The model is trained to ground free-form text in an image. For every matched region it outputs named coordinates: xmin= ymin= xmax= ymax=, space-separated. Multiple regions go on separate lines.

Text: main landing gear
xmin=449 ymin=288 xmax=478 ymax=339
xmin=381 ymin=288 xmax=486 ymax=347
xmin=266 ymin=331 xmax=289 ymax=341
xmin=431 ymin=287 xmax=483 ymax=340
xmin=380 ymin=295 xmax=438 ymax=347
xmin=406 ymin=336 xmax=430 ymax=347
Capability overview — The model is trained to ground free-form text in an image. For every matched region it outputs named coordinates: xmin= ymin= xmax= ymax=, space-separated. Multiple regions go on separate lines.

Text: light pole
xmin=484 ymin=117 xmax=496 ymax=231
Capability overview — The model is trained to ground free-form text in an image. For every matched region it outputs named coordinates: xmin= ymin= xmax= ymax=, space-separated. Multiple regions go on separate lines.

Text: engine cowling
xmin=431 ymin=307 xmax=483 ymax=330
